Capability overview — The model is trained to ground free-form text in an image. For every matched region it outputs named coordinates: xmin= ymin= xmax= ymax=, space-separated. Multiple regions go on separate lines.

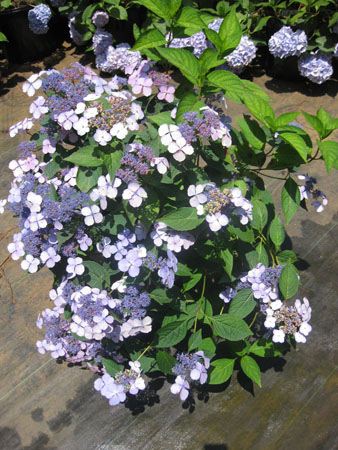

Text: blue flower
xmin=28 ymin=4 xmax=52 ymax=35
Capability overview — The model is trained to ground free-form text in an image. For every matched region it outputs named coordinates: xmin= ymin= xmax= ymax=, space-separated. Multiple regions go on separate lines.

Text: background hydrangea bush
xmin=3 ymin=0 xmax=338 ymax=408
xmin=38 ymin=0 xmax=338 ymax=84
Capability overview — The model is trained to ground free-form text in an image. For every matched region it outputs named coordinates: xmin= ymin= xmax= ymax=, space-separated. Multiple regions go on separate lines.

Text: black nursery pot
xmin=266 ymin=54 xmax=303 ymax=82
xmin=0 ymin=6 xmax=66 ymax=64
xmin=111 ymin=5 xmax=147 ymax=45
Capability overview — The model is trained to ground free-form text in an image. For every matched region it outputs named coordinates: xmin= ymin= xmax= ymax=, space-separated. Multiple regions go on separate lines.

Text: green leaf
xmin=56 ymin=229 xmax=73 ymax=248
xmin=204 ymin=28 xmax=223 ymax=52
xmin=277 ymin=250 xmax=297 ymax=264
xmin=279 ymin=262 xmax=299 ymax=299
xmin=240 ymin=355 xmax=261 ymax=387
xmin=207 ymin=70 xmax=244 ymax=102
xmin=65 ymin=145 xmax=103 ymax=167
xmin=108 ymin=4 xmax=128 ymax=20
xmin=101 ymin=357 xmax=123 ymax=376
xmin=275 ymin=112 xmax=299 ymax=128
xmin=219 ymin=7 xmax=242 ymax=53
xmin=136 ymin=189 xmax=160 ymax=230
xmin=279 ymin=132 xmax=310 ymax=162
xmin=104 ymin=150 xmax=122 ymax=179
xmin=148 ymin=111 xmax=174 ymax=126
xmin=199 ymin=337 xmax=216 ymax=358
xmin=157 ymin=47 xmax=200 ymax=86
xmin=188 ymin=329 xmax=202 ymax=351
xmin=241 ymin=80 xmax=270 ymax=102
xmin=253 ymin=16 xmax=271 ymax=33
xmin=156 ymin=319 xmax=191 ymax=347
xmin=228 ymin=225 xmax=255 ymax=243
xmin=251 ymin=199 xmax=268 ymax=231
xmin=183 ymin=273 xmax=202 ymax=292
xmin=281 ymin=178 xmax=300 ymax=224
xmin=83 ymin=261 xmax=113 ymax=289
xmin=237 ymin=116 xmax=266 ymax=152
xmin=302 ymin=111 xmax=324 ymax=138
xmin=134 ymin=0 xmax=181 ymax=20
xmin=211 ymin=314 xmax=252 ymax=341
xmin=160 ymin=207 xmax=203 ymax=231
xmin=44 ymin=160 xmax=62 ymax=179
xmin=269 ymin=216 xmax=285 ymax=249
xmin=138 ymin=355 xmax=157 ymax=373
xmin=199 ymin=49 xmax=225 ymax=76
xmin=176 ymin=6 xmax=205 ymax=30
xmin=319 ymin=140 xmax=338 ymax=172
xmin=246 ymin=250 xmax=259 ymax=269
xmin=209 ymin=358 xmax=235 ymax=385
xmin=76 ymin=167 xmax=102 ymax=193
xmin=176 ymin=92 xmax=204 ymax=123
xmin=249 ymin=339 xmax=282 ymax=358
xmin=168 ymin=0 xmax=182 ymax=17
xmin=0 ymin=31 xmax=8 ymax=42
xmin=229 ymin=289 xmax=256 ymax=319
xmin=317 ymin=108 xmax=338 ymax=138
xmin=133 ymin=28 xmax=166 ymax=51
xmin=81 ymin=4 xmax=98 ymax=23
xmin=256 ymin=242 xmax=269 ymax=266
xmin=150 ymin=288 xmax=176 ymax=304
xmin=220 ymin=249 xmax=233 ymax=278
xmin=156 ymin=351 xmax=176 ymax=374
xmin=176 ymin=262 xmax=195 ymax=277
xmin=243 ymin=95 xmax=275 ymax=127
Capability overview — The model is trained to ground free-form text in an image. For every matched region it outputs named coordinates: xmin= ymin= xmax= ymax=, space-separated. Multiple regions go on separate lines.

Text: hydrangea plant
xmin=3 ymin=0 xmax=338 ymax=407
xmin=43 ymin=0 xmax=338 ymax=84
xmin=214 ymin=0 xmax=338 ymax=84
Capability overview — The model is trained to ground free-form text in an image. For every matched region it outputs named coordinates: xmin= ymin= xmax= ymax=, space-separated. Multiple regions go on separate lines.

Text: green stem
xmin=137 ymin=344 xmax=152 ymax=360
xmin=193 ymin=275 xmax=207 ymax=333
xmin=250 ymin=169 xmax=288 ymax=181
xmin=249 ymin=312 xmax=258 ymax=328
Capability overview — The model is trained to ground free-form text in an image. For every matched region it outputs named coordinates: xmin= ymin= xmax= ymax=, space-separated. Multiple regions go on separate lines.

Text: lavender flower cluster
xmin=171 ymin=351 xmax=210 ymax=401
xmin=298 ymin=174 xmax=328 ymax=212
xmin=94 ymin=361 xmax=146 ymax=406
xmin=89 ymin=10 xmax=177 ymax=103
xmin=158 ymin=108 xmax=232 ymax=163
xmin=188 ymin=184 xmax=253 ymax=232
xmin=220 ymin=263 xmax=312 ymax=344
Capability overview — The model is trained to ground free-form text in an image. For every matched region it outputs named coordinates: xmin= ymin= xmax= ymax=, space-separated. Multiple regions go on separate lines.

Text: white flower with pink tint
xmin=122 ymin=182 xmax=147 ymax=208
xmin=94 ymin=129 xmax=112 ymax=146
xmin=81 ymin=205 xmax=103 ymax=226
xmin=57 ymin=110 xmax=79 ymax=130
xmin=22 ymin=73 xmax=42 ymax=97
xmin=29 ymin=96 xmax=48 ymax=119
xmin=151 ymin=157 xmax=169 ymax=174
xmin=157 ymin=85 xmax=175 ymax=102
xmin=21 ymin=254 xmax=40 ymax=273
xmin=42 ymin=138 xmax=56 ymax=154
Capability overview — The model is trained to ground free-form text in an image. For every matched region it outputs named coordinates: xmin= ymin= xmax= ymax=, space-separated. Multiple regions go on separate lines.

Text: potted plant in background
xmin=0 ymin=0 xmax=66 ymax=63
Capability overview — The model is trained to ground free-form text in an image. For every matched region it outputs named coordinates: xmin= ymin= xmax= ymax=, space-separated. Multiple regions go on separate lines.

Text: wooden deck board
xmin=0 ymin=51 xmax=337 ymax=450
